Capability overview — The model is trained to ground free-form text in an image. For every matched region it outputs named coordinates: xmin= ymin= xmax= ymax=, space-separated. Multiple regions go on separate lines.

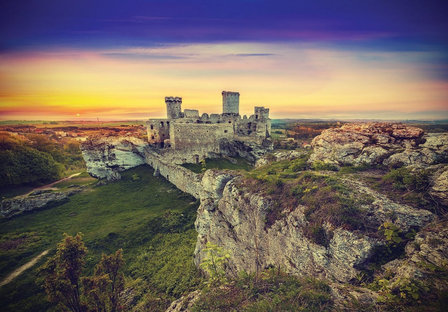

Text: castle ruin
xmin=146 ymin=91 xmax=271 ymax=164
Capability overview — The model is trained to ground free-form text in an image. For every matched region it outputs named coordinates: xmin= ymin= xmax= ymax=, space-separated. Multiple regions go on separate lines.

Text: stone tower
xmin=222 ymin=91 xmax=239 ymax=115
xmin=254 ymin=106 xmax=269 ymax=120
xmin=166 ymin=96 xmax=182 ymax=119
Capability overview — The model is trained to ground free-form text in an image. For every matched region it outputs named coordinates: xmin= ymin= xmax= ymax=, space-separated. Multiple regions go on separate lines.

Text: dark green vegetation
xmin=42 ymin=233 xmax=126 ymax=312
xmin=0 ymin=166 xmax=201 ymax=311
xmin=364 ymin=166 xmax=446 ymax=215
xmin=192 ymin=268 xmax=333 ymax=312
xmin=245 ymin=154 xmax=375 ymax=245
xmin=181 ymin=157 xmax=253 ymax=173
xmin=0 ymin=132 xmax=85 ymax=194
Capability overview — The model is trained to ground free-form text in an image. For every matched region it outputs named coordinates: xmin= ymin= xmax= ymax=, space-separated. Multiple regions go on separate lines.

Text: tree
xmin=199 ymin=242 xmax=230 ymax=287
xmin=42 ymin=233 xmax=87 ymax=312
xmin=83 ymin=250 xmax=125 ymax=312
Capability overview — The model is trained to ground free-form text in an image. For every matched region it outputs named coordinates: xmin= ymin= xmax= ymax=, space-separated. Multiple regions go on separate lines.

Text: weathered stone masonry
xmin=146 ymin=91 xmax=271 ymax=163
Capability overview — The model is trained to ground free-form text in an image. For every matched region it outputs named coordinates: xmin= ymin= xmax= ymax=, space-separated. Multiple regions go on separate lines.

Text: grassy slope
xmin=0 ymin=165 xmax=200 ymax=311
xmin=181 ymin=157 xmax=253 ymax=173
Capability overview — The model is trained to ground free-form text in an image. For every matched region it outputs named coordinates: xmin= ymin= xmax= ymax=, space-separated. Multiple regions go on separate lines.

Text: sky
xmin=0 ymin=0 xmax=447 ymax=120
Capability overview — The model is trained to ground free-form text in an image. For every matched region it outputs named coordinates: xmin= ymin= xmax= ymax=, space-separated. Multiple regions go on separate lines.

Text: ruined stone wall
xmin=170 ymin=122 xmax=233 ymax=151
xmin=183 ymin=109 xmax=199 ymax=118
xmin=146 ymin=119 xmax=171 ymax=146
xmin=144 ymin=149 xmax=202 ymax=198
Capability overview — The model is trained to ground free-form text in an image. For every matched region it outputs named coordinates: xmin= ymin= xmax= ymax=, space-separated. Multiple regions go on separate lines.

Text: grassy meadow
xmin=0 ymin=165 xmax=201 ymax=311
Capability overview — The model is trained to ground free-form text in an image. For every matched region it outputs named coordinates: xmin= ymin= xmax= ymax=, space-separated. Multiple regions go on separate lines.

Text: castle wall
xmin=144 ymin=149 xmax=202 ymax=198
xmin=184 ymin=109 xmax=199 ymax=118
xmin=170 ymin=123 xmax=234 ymax=152
xmin=146 ymin=119 xmax=171 ymax=147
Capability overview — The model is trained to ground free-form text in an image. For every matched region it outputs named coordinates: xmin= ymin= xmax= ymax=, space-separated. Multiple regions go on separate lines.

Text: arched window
xmin=150 ymin=125 xmax=154 ymax=130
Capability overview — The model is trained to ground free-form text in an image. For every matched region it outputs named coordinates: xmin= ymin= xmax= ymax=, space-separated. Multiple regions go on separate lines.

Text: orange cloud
xmin=0 ymin=43 xmax=447 ymax=120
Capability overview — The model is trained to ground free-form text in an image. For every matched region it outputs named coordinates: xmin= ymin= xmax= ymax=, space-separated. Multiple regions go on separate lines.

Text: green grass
xmin=244 ymin=155 xmax=376 ymax=244
xmin=0 ymin=165 xmax=201 ymax=311
xmin=192 ymin=268 xmax=333 ymax=312
xmin=181 ymin=157 xmax=253 ymax=173
xmin=52 ymin=171 xmax=97 ymax=189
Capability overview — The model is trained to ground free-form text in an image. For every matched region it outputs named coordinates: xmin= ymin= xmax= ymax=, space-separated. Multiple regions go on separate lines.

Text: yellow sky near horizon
xmin=1 ymin=43 xmax=447 ymax=120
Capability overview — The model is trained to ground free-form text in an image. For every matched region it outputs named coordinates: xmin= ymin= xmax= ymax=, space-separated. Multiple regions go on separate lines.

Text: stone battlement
xmin=146 ymin=91 xmax=271 ymax=163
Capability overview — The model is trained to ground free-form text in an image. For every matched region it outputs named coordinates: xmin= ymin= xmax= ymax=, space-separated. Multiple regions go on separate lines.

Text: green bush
xmin=382 ymin=167 xmax=430 ymax=192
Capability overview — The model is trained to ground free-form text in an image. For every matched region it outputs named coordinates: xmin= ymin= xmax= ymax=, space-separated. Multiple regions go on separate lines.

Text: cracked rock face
xmin=81 ymin=136 xmax=148 ymax=180
xmin=309 ymin=123 xmax=446 ymax=167
xmin=193 ymin=172 xmax=434 ymax=283
xmin=1 ymin=188 xmax=82 ymax=218
xmin=382 ymin=219 xmax=448 ymax=292
xmin=430 ymin=165 xmax=448 ymax=206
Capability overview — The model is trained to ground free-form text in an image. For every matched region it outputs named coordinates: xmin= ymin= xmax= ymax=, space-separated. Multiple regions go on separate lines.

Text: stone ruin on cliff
xmin=146 ymin=91 xmax=272 ymax=164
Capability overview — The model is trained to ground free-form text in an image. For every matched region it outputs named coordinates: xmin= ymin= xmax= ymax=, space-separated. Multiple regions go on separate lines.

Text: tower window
xmin=161 ymin=121 xmax=164 ymax=127
xmin=151 ymin=135 xmax=154 ymax=139
xmin=150 ymin=125 xmax=154 ymax=130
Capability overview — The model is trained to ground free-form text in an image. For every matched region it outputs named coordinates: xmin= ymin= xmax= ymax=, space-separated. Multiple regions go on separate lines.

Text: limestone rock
xmin=165 ymin=290 xmax=201 ymax=312
xmin=308 ymin=122 xmax=447 ymax=167
xmin=381 ymin=219 xmax=448 ymax=292
xmin=1 ymin=188 xmax=82 ymax=218
xmin=193 ymin=173 xmax=435 ymax=283
xmin=255 ymin=149 xmax=308 ymax=167
xmin=81 ymin=136 xmax=148 ymax=180
xmin=430 ymin=165 xmax=448 ymax=206
xmin=219 ymin=138 xmax=273 ymax=163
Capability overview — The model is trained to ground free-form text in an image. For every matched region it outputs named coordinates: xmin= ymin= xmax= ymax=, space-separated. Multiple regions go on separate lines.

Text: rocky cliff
xmin=193 ymin=170 xmax=435 ymax=283
xmin=81 ymin=136 xmax=148 ymax=180
xmin=191 ymin=122 xmax=447 ymax=310
xmin=309 ymin=122 xmax=447 ymax=167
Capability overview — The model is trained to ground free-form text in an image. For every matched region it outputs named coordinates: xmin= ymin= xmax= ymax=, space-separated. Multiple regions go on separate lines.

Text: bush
xmin=382 ymin=167 xmax=430 ymax=192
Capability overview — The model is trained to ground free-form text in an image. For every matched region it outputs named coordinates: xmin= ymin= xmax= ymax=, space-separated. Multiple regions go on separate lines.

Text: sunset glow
xmin=0 ymin=1 xmax=447 ymax=120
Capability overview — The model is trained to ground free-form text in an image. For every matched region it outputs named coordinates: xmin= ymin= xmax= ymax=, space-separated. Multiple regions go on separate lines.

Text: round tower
xmin=165 ymin=96 xmax=182 ymax=119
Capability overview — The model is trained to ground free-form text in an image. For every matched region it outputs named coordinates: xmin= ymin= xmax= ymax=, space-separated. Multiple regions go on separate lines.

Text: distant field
xmin=0 ymin=165 xmax=201 ymax=311
xmin=0 ymin=120 xmax=145 ymax=127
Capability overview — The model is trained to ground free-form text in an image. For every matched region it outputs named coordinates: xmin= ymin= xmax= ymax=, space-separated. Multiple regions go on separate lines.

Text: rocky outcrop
xmin=194 ymin=171 xmax=434 ymax=283
xmin=379 ymin=219 xmax=448 ymax=295
xmin=81 ymin=136 xmax=148 ymax=180
xmin=430 ymin=165 xmax=448 ymax=206
xmin=255 ymin=149 xmax=308 ymax=167
xmin=0 ymin=188 xmax=82 ymax=218
xmin=309 ymin=123 xmax=447 ymax=167
xmin=219 ymin=138 xmax=273 ymax=163
xmin=165 ymin=290 xmax=201 ymax=312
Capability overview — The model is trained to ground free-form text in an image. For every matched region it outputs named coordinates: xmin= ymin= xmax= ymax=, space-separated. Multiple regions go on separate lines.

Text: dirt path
xmin=27 ymin=172 xmax=82 ymax=195
xmin=0 ymin=249 xmax=49 ymax=287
